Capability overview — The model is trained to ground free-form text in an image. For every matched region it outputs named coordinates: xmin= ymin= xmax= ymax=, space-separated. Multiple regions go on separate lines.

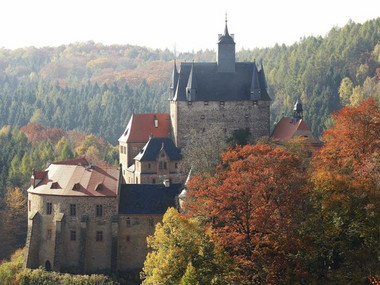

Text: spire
xmin=293 ymin=99 xmax=303 ymax=122
xmin=186 ymin=62 xmax=197 ymax=101
xmin=224 ymin=12 xmax=229 ymax=36
xmin=250 ymin=62 xmax=261 ymax=100
xmin=169 ymin=60 xmax=178 ymax=100
xmin=259 ymin=62 xmax=268 ymax=89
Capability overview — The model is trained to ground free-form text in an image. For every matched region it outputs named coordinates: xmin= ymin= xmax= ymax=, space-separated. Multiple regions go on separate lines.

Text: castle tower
xmin=217 ymin=15 xmax=236 ymax=73
xmin=170 ymin=19 xmax=271 ymax=148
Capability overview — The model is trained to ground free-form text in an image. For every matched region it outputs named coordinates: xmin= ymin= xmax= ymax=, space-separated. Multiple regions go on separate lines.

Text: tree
xmin=0 ymin=188 xmax=27 ymax=260
xmin=186 ymin=144 xmax=309 ymax=283
xmin=339 ymin=77 xmax=353 ymax=106
xmin=141 ymin=208 xmax=235 ymax=285
xmin=308 ymin=97 xmax=380 ymax=283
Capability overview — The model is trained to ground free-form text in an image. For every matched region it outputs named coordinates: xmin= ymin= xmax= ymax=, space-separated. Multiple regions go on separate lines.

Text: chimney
xmin=163 ymin=179 xmax=171 ymax=188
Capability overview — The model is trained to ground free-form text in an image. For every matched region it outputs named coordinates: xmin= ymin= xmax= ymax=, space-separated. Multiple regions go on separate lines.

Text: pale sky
xmin=0 ymin=0 xmax=379 ymax=52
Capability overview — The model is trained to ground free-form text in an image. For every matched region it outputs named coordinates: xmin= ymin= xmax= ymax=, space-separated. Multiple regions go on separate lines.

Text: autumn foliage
xmin=186 ymin=144 xmax=309 ymax=283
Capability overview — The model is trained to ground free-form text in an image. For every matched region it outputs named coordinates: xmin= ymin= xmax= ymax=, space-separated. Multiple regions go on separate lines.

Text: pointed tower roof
xmin=186 ymin=62 xmax=198 ymax=101
xmin=218 ymin=14 xmax=235 ymax=44
xmin=259 ymin=62 xmax=268 ymax=89
xmin=293 ymin=99 xmax=303 ymax=122
xmin=169 ymin=60 xmax=179 ymax=100
xmin=250 ymin=62 xmax=261 ymax=100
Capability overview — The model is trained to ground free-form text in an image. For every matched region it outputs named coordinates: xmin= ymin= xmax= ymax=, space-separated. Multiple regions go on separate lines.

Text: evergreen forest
xmin=0 ymin=17 xmax=379 ymax=284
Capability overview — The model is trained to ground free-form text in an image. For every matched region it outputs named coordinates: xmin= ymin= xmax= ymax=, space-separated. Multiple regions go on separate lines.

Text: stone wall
xmin=117 ymin=215 xmax=162 ymax=272
xmin=26 ymin=193 xmax=117 ymax=273
xmin=171 ymin=100 xmax=270 ymax=149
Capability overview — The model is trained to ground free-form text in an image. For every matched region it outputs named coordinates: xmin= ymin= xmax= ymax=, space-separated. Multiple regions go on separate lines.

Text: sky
xmin=0 ymin=0 xmax=379 ymax=52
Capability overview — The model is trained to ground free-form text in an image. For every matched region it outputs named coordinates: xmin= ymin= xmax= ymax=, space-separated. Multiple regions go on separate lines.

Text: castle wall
xmin=171 ymin=100 xmax=270 ymax=149
xmin=117 ymin=215 xmax=162 ymax=272
xmin=27 ymin=193 xmax=117 ymax=273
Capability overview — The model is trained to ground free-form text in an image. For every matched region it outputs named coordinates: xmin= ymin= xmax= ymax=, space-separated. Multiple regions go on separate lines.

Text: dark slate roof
xmin=134 ymin=137 xmax=182 ymax=161
xmin=119 ymin=184 xmax=182 ymax=215
xmin=173 ymin=62 xmax=270 ymax=101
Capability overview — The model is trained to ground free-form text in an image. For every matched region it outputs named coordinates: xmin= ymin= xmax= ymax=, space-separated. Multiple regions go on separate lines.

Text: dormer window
xmin=95 ymin=183 xmax=103 ymax=191
xmin=72 ymin=183 xmax=80 ymax=191
xmin=51 ymin=182 xmax=60 ymax=189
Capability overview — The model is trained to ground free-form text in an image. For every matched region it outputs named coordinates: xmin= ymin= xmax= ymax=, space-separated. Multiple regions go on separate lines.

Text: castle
xmin=24 ymin=19 xmax=273 ymax=274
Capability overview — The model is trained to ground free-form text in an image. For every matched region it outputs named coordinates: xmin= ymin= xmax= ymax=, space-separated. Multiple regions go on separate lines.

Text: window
xmin=152 ymin=178 xmax=156 ymax=184
xmin=164 ymin=162 xmax=167 ymax=169
xmin=175 ymin=163 xmax=178 ymax=169
xmin=204 ymin=101 xmax=209 ymax=105
xmin=72 ymin=183 xmax=80 ymax=191
xmin=96 ymin=231 xmax=103 ymax=242
xmin=126 ymin=235 xmax=130 ymax=242
xmin=245 ymin=114 xmax=249 ymax=119
xmin=96 ymin=205 xmax=103 ymax=217
xmin=220 ymin=101 xmax=225 ymax=106
xmin=136 ymin=177 xmax=139 ymax=183
xmin=46 ymin=202 xmax=52 ymax=215
xmin=126 ymin=217 xmax=131 ymax=227
xmin=223 ymin=128 xmax=227 ymax=133
xmin=28 ymin=200 xmax=31 ymax=212
xmin=200 ymin=115 xmax=205 ymax=119
xmin=148 ymin=163 xmax=151 ymax=169
xmin=51 ymin=182 xmax=59 ymax=189
xmin=70 ymin=230 xmax=76 ymax=241
xmin=253 ymin=101 xmax=258 ymax=106
xmin=70 ymin=204 xmax=76 ymax=216
xmin=47 ymin=229 xmax=52 ymax=240
xmin=188 ymin=101 xmax=192 ymax=106
xmin=159 ymin=162 xmax=163 ymax=169
xmin=149 ymin=218 xmax=154 ymax=227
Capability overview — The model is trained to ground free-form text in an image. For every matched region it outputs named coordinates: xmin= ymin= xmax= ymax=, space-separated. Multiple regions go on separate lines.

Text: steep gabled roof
xmin=271 ymin=117 xmax=322 ymax=147
xmin=134 ymin=137 xmax=182 ymax=161
xmin=173 ymin=62 xmax=270 ymax=101
xmin=119 ymin=113 xmax=170 ymax=143
xmin=28 ymin=157 xmax=119 ymax=197
xmin=119 ymin=184 xmax=182 ymax=215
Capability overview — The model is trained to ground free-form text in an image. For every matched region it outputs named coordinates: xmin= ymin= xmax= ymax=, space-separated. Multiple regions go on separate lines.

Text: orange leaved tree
xmin=186 ymin=144 xmax=309 ymax=284
xmin=308 ymin=97 xmax=380 ymax=283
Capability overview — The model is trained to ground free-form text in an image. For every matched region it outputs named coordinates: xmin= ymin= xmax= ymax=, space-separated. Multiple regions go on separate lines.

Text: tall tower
xmin=217 ymin=15 xmax=236 ymax=73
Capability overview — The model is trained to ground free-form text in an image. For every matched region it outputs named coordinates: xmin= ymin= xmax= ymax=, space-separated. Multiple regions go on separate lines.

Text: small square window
xmin=200 ymin=115 xmax=205 ymax=119
xmin=126 ymin=217 xmax=131 ymax=227
xmin=175 ymin=163 xmax=178 ymax=169
xmin=188 ymin=101 xmax=192 ymax=106
xmin=148 ymin=163 xmax=151 ymax=169
xmin=204 ymin=101 xmax=209 ymax=105
xmin=152 ymin=178 xmax=156 ymax=184
xmin=220 ymin=101 xmax=225 ymax=106
xmin=245 ymin=114 xmax=249 ymax=119
xmin=96 ymin=231 xmax=103 ymax=242
xmin=70 ymin=230 xmax=76 ymax=241
xmin=253 ymin=101 xmax=258 ymax=106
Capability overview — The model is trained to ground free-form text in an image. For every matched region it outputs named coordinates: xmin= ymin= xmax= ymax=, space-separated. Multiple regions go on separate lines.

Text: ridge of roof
xmin=134 ymin=137 xmax=182 ymax=161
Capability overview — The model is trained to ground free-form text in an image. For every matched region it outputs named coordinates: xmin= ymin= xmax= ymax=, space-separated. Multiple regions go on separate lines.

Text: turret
xmin=293 ymin=99 xmax=303 ymax=122
xmin=250 ymin=62 xmax=261 ymax=100
xmin=217 ymin=15 xmax=235 ymax=73
xmin=186 ymin=62 xmax=197 ymax=101
xmin=169 ymin=60 xmax=178 ymax=100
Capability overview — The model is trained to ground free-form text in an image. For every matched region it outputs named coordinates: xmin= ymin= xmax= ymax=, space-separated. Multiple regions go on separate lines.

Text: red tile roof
xmin=271 ymin=117 xmax=322 ymax=147
xmin=28 ymin=158 xmax=119 ymax=197
xmin=118 ymin=113 xmax=170 ymax=143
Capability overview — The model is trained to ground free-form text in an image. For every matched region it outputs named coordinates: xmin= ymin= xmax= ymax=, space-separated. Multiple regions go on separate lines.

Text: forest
xmin=0 ymin=17 xmax=379 ymax=284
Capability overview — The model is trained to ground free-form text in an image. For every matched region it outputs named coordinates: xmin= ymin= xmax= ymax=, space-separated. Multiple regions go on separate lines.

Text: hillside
xmin=0 ymin=18 xmax=379 ymax=144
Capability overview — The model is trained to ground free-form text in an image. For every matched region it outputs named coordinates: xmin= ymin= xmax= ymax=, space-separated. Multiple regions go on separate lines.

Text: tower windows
xmin=96 ymin=205 xmax=103 ymax=217
xmin=96 ymin=231 xmax=103 ymax=241
xmin=46 ymin=202 xmax=52 ymax=215
xmin=70 ymin=230 xmax=76 ymax=241
xmin=47 ymin=229 xmax=52 ymax=240
xmin=164 ymin=162 xmax=167 ymax=169
xmin=70 ymin=204 xmax=76 ymax=216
